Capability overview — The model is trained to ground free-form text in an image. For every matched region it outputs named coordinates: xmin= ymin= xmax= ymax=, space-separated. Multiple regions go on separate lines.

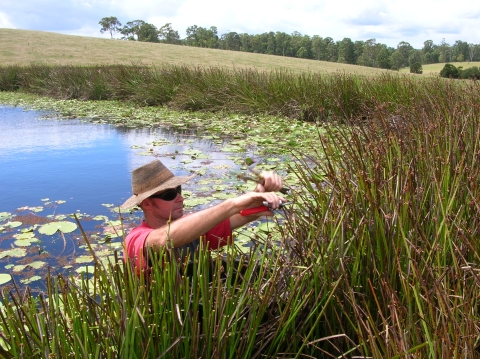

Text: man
xmin=121 ymin=159 xmax=285 ymax=269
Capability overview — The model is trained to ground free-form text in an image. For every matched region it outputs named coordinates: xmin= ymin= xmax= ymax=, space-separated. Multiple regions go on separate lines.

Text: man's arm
xmin=145 ymin=191 xmax=285 ymax=248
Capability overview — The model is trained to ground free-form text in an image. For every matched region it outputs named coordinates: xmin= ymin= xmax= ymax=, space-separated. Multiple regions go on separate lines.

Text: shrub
xmin=460 ymin=66 xmax=480 ymax=80
xmin=409 ymin=62 xmax=423 ymax=74
xmin=439 ymin=63 xmax=459 ymax=78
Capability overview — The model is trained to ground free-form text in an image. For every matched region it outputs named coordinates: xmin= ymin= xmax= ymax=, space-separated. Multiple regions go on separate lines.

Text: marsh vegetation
xmin=1 ymin=40 xmax=480 ymax=357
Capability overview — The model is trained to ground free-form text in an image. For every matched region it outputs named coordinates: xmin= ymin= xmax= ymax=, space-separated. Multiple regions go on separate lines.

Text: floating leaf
xmin=0 ymin=274 xmax=11 ymax=285
xmin=75 ymin=255 xmax=93 ymax=264
xmin=38 ymin=221 xmax=77 ymax=235
xmin=6 ymin=221 xmax=22 ymax=228
xmin=93 ymin=215 xmax=109 ymax=221
xmin=76 ymin=265 xmax=95 ymax=273
xmin=14 ymin=237 xmax=40 ymax=247
xmin=13 ymin=232 xmax=35 ymax=240
xmin=0 ymin=212 xmax=12 ymax=221
xmin=13 ymin=261 xmax=46 ymax=272
xmin=20 ymin=276 xmax=42 ymax=284
xmin=0 ymin=248 xmax=27 ymax=259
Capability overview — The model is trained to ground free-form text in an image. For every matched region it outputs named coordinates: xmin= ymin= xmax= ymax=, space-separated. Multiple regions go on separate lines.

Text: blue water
xmin=0 ymin=105 xmax=229 ymax=215
xmin=0 ymin=105 xmax=239 ymax=290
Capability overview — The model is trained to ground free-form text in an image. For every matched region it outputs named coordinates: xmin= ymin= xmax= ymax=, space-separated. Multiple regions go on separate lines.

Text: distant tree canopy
xmin=99 ymin=17 xmax=122 ymax=39
xmin=99 ymin=16 xmax=480 ymax=71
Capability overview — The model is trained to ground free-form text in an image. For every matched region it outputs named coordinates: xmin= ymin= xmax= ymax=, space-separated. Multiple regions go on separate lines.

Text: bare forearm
xmin=145 ymin=191 xmax=285 ymax=248
xmin=145 ymin=199 xmax=237 ymax=248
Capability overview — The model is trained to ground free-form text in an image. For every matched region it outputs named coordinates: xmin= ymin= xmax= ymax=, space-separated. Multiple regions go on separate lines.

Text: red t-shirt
xmin=124 ymin=218 xmax=232 ymax=270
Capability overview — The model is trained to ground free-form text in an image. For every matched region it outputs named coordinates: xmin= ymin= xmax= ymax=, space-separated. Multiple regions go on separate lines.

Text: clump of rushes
xmin=1 ymin=64 xmax=480 ymax=357
xmin=0 ymin=232 xmax=341 ymax=358
xmin=1 ymin=64 xmax=480 ymax=122
xmin=280 ymin=88 xmax=480 ymax=356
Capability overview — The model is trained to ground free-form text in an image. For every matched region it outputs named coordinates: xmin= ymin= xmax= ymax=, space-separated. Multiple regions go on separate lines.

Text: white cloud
xmin=1 ymin=0 xmax=480 ymax=48
xmin=0 ymin=12 xmax=15 ymax=28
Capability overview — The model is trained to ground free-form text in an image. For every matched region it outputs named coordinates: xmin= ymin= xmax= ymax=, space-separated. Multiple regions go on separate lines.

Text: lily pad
xmin=13 ymin=261 xmax=46 ymax=272
xmin=76 ymin=265 xmax=95 ymax=273
xmin=75 ymin=255 xmax=93 ymax=264
xmin=21 ymin=276 xmax=42 ymax=284
xmin=0 ymin=212 xmax=12 ymax=221
xmin=13 ymin=232 xmax=35 ymax=240
xmin=38 ymin=221 xmax=77 ymax=235
xmin=6 ymin=221 xmax=22 ymax=228
xmin=14 ymin=237 xmax=40 ymax=247
xmin=0 ymin=248 xmax=27 ymax=259
xmin=0 ymin=274 xmax=11 ymax=285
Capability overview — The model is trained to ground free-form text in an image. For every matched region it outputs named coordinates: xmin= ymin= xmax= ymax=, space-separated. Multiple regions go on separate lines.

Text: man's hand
xmin=254 ymin=171 xmax=283 ymax=193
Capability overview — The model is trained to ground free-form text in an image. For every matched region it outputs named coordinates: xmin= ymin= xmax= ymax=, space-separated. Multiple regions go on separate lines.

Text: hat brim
xmin=121 ymin=173 xmax=195 ymax=209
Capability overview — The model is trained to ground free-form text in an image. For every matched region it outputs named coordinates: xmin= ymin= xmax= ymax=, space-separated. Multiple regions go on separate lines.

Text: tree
xmin=408 ymin=49 xmax=422 ymax=66
xmin=468 ymin=43 xmax=478 ymax=62
xmin=353 ymin=40 xmax=364 ymax=64
xmin=390 ymin=51 xmax=404 ymax=70
xmin=158 ymin=23 xmax=180 ymax=44
xmin=396 ymin=41 xmax=413 ymax=68
xmin=358 ymin=39 xmax=379 ymax=67
xmin=99 ymin=16 xmax=122 ymax=39
xmin=220 ymin=32 xmax=241 ymax=51
xmin=275 ymin=32 xmax=290 ymax=56
xmin=337 ymin=38 xmax=355 ymax=64
xmin=452 ymin=40 xmax=469 ymax=62
xmin=121 ymin=20 xmax=145 ymax=40
xmin=186 ymin=25 xmax=218 ymax=48
xmin=311 ymin=35 xmax=324 ymax=60
xmin=376 ymin=46 xmax=391 ymax=69
xmin=137 ymin=23 xmax=159 ymax=42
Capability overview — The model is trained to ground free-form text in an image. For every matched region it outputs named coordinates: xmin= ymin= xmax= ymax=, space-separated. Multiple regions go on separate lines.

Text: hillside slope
xmin=1 ymin=28 xmax=392 ymax=76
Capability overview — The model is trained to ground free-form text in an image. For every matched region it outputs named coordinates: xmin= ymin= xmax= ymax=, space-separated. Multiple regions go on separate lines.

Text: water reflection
xmin=0 ymin=106 xmax=236 ymax=215
xmin=0 ymin=105 xmax=247 ymax=291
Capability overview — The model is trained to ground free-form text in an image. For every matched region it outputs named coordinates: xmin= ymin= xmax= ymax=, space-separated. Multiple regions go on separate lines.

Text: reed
xmin=1 ymin=64 xmax=480 ymax=357
xmin=1 ymin=64 xmax=479 ymax=123
xmin=279 ymin=84 xmax=480 ymax=356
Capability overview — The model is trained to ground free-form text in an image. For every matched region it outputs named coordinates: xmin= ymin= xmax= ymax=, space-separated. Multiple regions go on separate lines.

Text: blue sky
xmin=1 ymin=0 xmax=479 ymax=49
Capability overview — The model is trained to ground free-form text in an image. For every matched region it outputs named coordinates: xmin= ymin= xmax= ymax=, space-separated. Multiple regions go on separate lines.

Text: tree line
xmin=99 ymin=16 xmax=480 ymax=72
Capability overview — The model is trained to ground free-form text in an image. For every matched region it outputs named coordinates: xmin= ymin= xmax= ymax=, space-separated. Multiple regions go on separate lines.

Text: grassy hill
xmin=1 ymin=28 xmax=391 ymax=76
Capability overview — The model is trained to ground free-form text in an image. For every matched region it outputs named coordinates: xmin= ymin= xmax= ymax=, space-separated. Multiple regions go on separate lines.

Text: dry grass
xmin=0 ymin=28 xmax=394 ymax=76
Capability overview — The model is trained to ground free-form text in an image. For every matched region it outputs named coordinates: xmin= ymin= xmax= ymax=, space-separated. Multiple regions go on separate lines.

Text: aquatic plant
xmin=1 ymin=64 xmax=479 ymax=123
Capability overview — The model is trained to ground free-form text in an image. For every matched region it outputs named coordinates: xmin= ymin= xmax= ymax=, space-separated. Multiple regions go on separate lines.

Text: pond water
xmin=0 ymin=105 xmax=260 ymax=292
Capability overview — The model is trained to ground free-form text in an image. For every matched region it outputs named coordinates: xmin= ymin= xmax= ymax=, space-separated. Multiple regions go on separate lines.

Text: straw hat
xmin=121 ymin=159 xmax=195 ymax=209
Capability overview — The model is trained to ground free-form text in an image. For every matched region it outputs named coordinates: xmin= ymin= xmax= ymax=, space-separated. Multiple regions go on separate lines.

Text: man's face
xmin=143 ymin=187 xmax=184 ymax=222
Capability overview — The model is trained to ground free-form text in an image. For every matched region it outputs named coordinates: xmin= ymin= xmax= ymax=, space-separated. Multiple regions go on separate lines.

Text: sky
xmin=1 ymin=0 xmax=479 ymax=49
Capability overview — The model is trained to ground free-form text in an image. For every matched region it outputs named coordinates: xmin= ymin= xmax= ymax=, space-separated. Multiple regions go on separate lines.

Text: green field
xmin=399 ymin=61 xmax=480 ymax=75
xmin=1 ymin=28 xmax=393 ymax=76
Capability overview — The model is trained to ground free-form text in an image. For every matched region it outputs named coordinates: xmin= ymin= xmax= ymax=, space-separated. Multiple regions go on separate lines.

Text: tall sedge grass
xmin=279 ymin=85 xmax=480 ymax=357
xmin=1 ymin=64 xmax=480 ymax=356
xmin=1 ymin=64 xmax=479 ymax=121
xmin=0 ymin=236 xmax=341 ymax=358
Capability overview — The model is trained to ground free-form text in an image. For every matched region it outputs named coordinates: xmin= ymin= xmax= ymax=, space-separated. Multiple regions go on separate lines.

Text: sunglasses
xmin=149 ymin=186 xmax=182 ymax=201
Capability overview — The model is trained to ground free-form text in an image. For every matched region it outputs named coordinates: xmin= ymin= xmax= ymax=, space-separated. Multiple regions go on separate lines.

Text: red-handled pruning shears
xmin=240 ymin=201 xmax=289 ymax=216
